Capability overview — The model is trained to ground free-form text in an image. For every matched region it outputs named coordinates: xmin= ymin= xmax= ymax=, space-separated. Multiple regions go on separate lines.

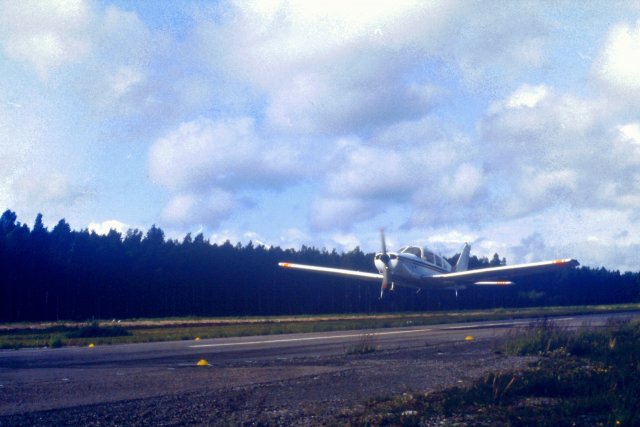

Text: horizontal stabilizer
xmin=473 ymin=281 xmax=514 ymax=286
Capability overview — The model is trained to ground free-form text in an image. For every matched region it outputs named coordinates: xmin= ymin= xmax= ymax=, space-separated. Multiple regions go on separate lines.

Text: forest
xmin=1 ymin=209 xmax=639 ymax=322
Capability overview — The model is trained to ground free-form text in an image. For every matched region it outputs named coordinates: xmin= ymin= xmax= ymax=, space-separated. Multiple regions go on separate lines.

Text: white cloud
xmin=618 ymin=122 xmax=640 ymax=145
xmin=161 ymin=188 xmax=239 ymax=227
xmin=427 ymin=230 xmax=478 ymax=245
xmin=308 ymin=117 xmax=482 ymax=230
xmin=107 ymin=66 xmax=145 ymax=100
xmin=149 ymin=117 xmax=304 ymax=193
xmin=0 ymin=0 xmax=92 ymax=79
xmin=278 ymin=228 xmax=310 ymax=249
xmin=0 ymin=101 xmax=85 ymax=223
xmin=504 ymin=84 xmax=549 ymax=109
xmin=595 ymin=18 xmax=640 ymax=95
xmin=194 ymin=1 xmax=550 ymax=135
xmin=448 ymin=163 xmax=484 ymax=202
xmin=330 ymin=233 xmax=362 ymax=251
xmin=209 ymin=229 xmax=238 ymax=245
xmin=88 ymin=219 xmax=129 ymax=235
xmin=477 ymin=83 xmax=640 ymax=219
xmin=149 ymin=117 xmax=312 ymax=227
xmin=310 ymin=197 xmax=376 ymax=231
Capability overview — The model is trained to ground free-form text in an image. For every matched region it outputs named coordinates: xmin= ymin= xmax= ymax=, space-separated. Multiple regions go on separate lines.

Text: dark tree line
xmin=1 ymin=210 xmax=639 ymax=322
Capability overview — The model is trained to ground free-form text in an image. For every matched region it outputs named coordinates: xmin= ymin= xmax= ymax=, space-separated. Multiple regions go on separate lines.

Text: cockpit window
xmin=401 ymin=246 xmax=422 ymax=257
xmin=435 ymin=255 xmax=443 ymax=267
xmin=424 ymin=251 xmax=435 ymax=264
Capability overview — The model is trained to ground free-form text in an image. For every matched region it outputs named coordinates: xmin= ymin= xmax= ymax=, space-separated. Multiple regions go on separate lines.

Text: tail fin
xmin=454 ymin=243 xmax=470 ymax=272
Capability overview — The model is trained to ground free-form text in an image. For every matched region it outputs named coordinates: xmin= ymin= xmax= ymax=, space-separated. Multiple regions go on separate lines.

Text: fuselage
xmin=374 ymin=245 xmax=452 ymax=286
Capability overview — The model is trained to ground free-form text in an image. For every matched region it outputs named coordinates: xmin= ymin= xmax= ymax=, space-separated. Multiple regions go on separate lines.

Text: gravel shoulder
xmin=0 ymin=339 xmax=533 ymax=426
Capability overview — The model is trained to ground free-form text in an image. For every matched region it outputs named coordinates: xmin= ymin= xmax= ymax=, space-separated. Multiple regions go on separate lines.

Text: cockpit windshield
xmin=399 ymin=246 xmax=422 ymax=258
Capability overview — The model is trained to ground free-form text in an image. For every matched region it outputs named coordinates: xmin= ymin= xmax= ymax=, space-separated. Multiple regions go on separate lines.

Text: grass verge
xmin=1 ymin=303 xmax=639 ymax=349
xmin=345 ymin=333 xmax=377 ymax=355
xmin=339 ymin=317 xmax=640 ymax=426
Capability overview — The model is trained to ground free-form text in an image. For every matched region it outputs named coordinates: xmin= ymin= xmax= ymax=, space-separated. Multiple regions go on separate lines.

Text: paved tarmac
xmin=0 ymin=311 xmax=637 ymax=417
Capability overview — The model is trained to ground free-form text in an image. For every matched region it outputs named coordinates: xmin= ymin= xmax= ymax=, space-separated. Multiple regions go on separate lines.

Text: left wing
xmin=432 ymin=258 xmax=579 ymax=285
xmin=278 ymin=262 xmax=383 ymax=282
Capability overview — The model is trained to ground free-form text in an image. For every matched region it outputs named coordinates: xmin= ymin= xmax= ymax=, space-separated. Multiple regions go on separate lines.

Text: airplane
xmin=279 ymin=231 xmax=579 ymax=299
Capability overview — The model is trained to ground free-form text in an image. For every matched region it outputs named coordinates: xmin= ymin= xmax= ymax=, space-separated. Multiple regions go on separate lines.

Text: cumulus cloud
xmin=88 ymin=219 xmax=130 ymax=235
xmin=594 ymin=18 xmax=640 ymax=96
xmin=0 ymin=169 xmax=85 ymax=225
xmin=193 ymin=1 xmax=550 ymax=135
xmin=477 ymin=82 xmax=640 ymax=219
xmin=149 ymin=117 xmax=311 ymax=227
xmin=618 ymin=122 xmax=640 ymax=145
xmin=448 ymin=4 xmax=549 ymax=87
xmin=308 ymin=118 xmax=484 ymax=230
xmin=0 ymin=0 xmax=92 ymax=79
xmin=0 ymin=100 xmax=86 ymax=223
xmin=310 ymin=197 xmax=376 ymax=231
xmin=173 ymin=1 xmax=558 ymax=232
xmin=161 ymin=188 xmax=242 ymax=227
xmin=149 ymin=117 xmax=306 ymax=191
xmin=427 ymin=230 xmax=478 ymax=245
xmin=0 ymin=0 xmax=177 ymax=127
xmin=278 ymin=228 xmax=310 ymax=249
xmin=208 ymin=229 xmax=268 ymax=247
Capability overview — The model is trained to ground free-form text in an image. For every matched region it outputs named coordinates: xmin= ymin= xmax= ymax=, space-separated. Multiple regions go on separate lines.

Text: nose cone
xmin=374 ymin=252 xmax=397 ymax=273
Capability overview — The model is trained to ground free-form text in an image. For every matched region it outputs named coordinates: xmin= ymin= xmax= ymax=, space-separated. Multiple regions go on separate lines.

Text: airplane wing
xmin=431 ymin=258 xmax=579 ymax=285
xmin=278 ymin=262 xmax=383 ymax=282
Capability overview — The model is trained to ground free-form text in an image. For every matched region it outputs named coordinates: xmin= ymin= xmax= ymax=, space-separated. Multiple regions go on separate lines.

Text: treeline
xmin=1 ymin=210 xmax=639 ymax=322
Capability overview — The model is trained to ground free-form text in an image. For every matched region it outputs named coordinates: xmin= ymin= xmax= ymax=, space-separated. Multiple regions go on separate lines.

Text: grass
xmin=0 ymin=321 xmax=132 ymax=349
xmin=338 ymin=317 xmax=640 ymax=426
xmin=64 ymin=321 xmax=132 ymax=339
xmin=345 ymin=333 xmax=377 ymax=355
xmin=1 ymin=303 xmax=639 ymax=349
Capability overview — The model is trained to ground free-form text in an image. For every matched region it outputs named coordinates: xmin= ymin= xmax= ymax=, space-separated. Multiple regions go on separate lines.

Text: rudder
xmin=454 ymin=243 xmax=470 ymax=272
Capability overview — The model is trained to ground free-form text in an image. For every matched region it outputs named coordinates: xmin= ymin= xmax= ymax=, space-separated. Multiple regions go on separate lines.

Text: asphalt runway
xmin=0 ymin=311 xmax=638 ymax=419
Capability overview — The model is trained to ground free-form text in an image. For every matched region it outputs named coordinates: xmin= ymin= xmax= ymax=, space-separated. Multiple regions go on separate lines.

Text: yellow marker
xmin=88 ymin=343 xmax=95 ymax=348
xmin=195 ymin=337 xmax=201 ymax=341
xmin=196 ymin=359 xmax=210 ymax=367
xmin=465 ymin=335 xmax=474 ymax=342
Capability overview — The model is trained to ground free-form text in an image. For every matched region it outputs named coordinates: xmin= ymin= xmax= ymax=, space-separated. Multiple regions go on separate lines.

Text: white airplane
xmin=279 ymin=231 xmax=579 ymax=299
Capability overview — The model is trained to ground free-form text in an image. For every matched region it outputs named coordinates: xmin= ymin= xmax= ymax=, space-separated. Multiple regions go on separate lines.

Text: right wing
xmin=278 ymin=262 xmax=383 ymax=282
xmin=432 ymin=258 xmax=579 ymax=285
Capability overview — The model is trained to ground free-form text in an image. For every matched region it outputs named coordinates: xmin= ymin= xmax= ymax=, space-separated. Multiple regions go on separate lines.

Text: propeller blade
xmin=380 ymin=266 xmax=390 ymax=299
xmin=379 ymin=228 xmax=390 ymax=299
xmin=379 ymin=229 xmax=390 ymax=265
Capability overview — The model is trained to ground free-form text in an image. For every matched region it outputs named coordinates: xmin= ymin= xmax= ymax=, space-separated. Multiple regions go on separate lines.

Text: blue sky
xmin=2 ymin=1 xmax=640 ymax=271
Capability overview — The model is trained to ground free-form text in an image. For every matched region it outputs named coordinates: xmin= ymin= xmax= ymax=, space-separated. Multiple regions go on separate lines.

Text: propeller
xmin=379 ymin=229 xmax=391 ymax=299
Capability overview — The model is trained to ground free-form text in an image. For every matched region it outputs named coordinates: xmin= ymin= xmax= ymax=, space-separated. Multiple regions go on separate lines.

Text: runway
xmin=0 ymin=311 xmax=637 ymax=424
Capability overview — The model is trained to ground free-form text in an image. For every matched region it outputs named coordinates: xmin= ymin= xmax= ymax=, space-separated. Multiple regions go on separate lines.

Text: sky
xmin=1 ymin=1 xmax=640 ymax=271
